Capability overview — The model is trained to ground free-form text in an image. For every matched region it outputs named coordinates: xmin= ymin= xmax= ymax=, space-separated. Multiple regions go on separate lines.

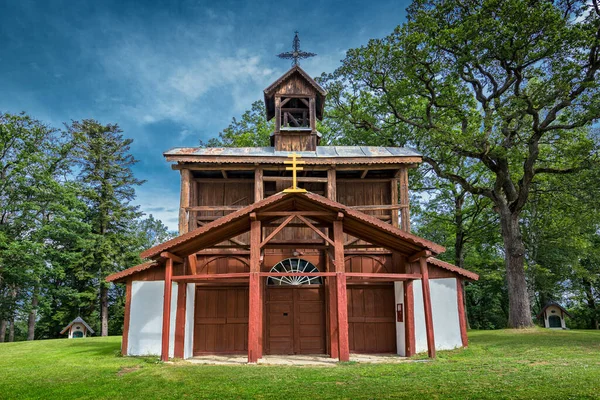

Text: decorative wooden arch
xmin=344 ymin=254 xmax=391 ymax=274
xmin=197 ymin=255 xmax=250 ymax=274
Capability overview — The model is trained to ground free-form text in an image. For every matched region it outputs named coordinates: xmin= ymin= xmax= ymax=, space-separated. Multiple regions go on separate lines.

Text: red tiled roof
xmin=427 ymin=258 xmax=479 ymax=281
xmin=140 ymin=191 xmax=446 ymax=260
xmin=105 ymin=261 xmax=160 ymax=283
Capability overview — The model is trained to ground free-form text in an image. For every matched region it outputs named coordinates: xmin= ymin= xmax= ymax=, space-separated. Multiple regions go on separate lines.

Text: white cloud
xmin=82 ymin=19 xmax=278 ymax=132
xmin=134 ymin=186 xmax=181 ymax=231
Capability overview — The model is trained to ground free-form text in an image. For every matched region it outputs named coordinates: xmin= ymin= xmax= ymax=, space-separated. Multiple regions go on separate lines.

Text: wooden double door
xmin=266 ymin=286 xmax=326 ymax=355
xmin=193 ymin=286 xmax=249 ymax=355
xmin=347 ymin=284 xmax=397 ymax=353
xmin=193 ymin=284 xmax=395 ymax=356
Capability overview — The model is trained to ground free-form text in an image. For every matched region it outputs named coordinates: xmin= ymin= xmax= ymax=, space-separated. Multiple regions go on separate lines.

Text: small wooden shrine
xmin=60 ymin=317 xmax=94 ymax=339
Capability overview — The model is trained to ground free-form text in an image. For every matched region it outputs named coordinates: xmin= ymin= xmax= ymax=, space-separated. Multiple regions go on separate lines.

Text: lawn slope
xmin=0 ymin=329 xmax=599 ymax=399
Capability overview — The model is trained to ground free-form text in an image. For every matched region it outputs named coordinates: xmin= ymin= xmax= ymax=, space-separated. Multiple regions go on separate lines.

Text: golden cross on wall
xmin=283 ymin=152 xmax=307 ymax=193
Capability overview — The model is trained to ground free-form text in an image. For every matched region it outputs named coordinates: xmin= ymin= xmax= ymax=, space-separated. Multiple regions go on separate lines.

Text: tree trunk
xmin=101 ymin=285 xmax=109 ymax=336
xmin=0 ymin=320 xmax=6 ymax=342
xmin=499 ymin=209 xmax=533 ymax=328
xmin=453 ymin=192 xmax=470 ymax=329
xmin=27 ymin=286 xmax=39 ymax=341
xmin=8 ymin=319 xmax=14 ymax=342
xmin=583 ymin=279 xmax=598 ymax=330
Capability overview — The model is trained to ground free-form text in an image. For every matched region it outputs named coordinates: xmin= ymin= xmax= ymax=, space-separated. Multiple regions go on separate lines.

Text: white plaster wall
xmin=544 ymin=305 xmax=566 ymax=329
xmin=184 ymin=283 xmax=196 ymax=359
xmin=69 ymin=323 xmax=86 ymax=338
xmin=128 ymin=281 xmax=178 ymax=357
xmin=394 ymin=282 xmax=406 ymax=356
xmin=414 ymin=278 xmax=462 ymax=353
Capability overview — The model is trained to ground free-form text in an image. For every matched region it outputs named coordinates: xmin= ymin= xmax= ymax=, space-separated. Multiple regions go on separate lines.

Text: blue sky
xmin=0 ymin=0 xmax=410 ymax=230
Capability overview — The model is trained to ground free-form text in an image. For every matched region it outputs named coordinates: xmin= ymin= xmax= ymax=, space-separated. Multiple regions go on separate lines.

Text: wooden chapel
xmin=107 ymin=60 xmax=479 ymax=363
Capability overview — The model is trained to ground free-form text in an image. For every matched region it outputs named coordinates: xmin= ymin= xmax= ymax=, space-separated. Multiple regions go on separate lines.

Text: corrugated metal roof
xmin=427 ymin=258 xmax=479 ymax=281
xmin=106 ymin=261 xmax=159 ymax=283
xmin=164 ymin=146 xmax=421 ymax=158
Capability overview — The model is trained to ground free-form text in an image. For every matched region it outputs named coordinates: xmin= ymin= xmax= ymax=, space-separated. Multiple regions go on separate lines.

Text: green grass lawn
xmin=1 ymin=329 xmax=599 ymax=399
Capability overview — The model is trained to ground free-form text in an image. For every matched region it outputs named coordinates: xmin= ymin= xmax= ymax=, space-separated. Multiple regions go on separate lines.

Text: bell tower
xmin=263 ymin=33 xmax=326 ymax=151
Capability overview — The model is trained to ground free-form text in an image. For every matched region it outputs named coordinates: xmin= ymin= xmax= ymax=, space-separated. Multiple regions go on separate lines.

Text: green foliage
xmin=321 ymin=0 xmax=600 ymax=327
xmin=1 ymin=113 xmax=173 ymax=341
xmin=203 ymin=99 xmax=334 ymax=148
xmin=202 ymin=101 xmax=274 ymax=147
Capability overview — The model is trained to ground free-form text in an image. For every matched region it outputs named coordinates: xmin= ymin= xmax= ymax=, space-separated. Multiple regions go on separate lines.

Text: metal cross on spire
xmin=277 ymin=31 xmax=316 ymax=66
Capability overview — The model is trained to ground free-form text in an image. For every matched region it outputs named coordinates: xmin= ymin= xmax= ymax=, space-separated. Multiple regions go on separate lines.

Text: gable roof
xmin=536 ymin=302 xmax=573 ymax=319
xmin=263 ymin=65 xmax=327 ymax=121
xmin=60 ymin=317 xmax=95 ymax=335
xmin=427 ymin=258 xmax=479 ymax=281
xmin=106 ymin=261 xmax=159 ymax=283
xmin=140 ymin=191 xmax=445 ymax=260
xmin=264 ymin=65 xmax=327 ymax=97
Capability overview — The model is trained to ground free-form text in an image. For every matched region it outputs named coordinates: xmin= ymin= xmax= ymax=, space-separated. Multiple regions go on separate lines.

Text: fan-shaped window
xmin=267 ymin=258 xmax=322 ymax=286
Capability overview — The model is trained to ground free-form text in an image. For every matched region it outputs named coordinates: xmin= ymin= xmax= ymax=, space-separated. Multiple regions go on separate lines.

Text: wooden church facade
xmin=107 ymin=65 xmax=479 ymax=362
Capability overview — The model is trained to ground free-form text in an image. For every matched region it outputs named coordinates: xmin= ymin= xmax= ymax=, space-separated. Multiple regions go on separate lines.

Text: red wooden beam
xmin=336 ymin=272 xmax=349 ymax=362
xmin=161 ymin=251 xmax=184 ymax=263
xmin=456 ymin=278 xmax=468 ymax=348
xmin=407 ymin=250 xmax=431 ymax=263
xmin=333 ymin=220 xmax=350 ymax=362
xmin=174 ymin=282 xmax=187 ymax=358
xmin=172 ymin=273 xmax=250 ymax=281
xmin=328 ymin=275 xmax=338 ymax=359
xmin=248 ymin=272 xmax=261 ymax=363
xmin=121 ymin=280 xmax=132 ymax=356
xmin=257 ymin=211 xmax=334 ymax=217
xmin=403 ymin=280 xmax=415 ymax=357
xmin=419 ymin=257 xmax=436 ymax=358
xmin=259 ymin=272 xmax=336 ymax=277
xmin=248 ymin=219 xmax=262 ymax=363
xmin=296 ymin=215 xmax=335 ymax=246
xmin=259 ymin=215 xmax=295 ymax=248
xmin=187 ymin=254 xmax=197 ymax=275
xmin=161 ymin=258 xmax=173 ymax=362
xmin=344 ymin=273 xmax=421 ymax=280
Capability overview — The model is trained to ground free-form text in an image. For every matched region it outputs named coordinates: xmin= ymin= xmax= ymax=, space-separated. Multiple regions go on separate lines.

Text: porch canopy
xmin=141 ymin=191 xmax=445 ymax=261
xmin=126 ymin=191 xmax=449 ymax=362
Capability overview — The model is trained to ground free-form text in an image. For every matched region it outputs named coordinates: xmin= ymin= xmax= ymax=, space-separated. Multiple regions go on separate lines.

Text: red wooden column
xmin=403 ymin=280 xmax=416 ymax=357
xmin=333 ymin=216 xmax=349 ymax=362
xmin=456 ymin=278 xmax=468 ymax=347
xmin=327 ymin=254 xmax=339 ymax=359
xmin=419 ymin=257 xmax=436 ymax=358
xmin=248 ymin=214 xmax=262 ymax=363
xmin=121 ymin=280 xmax=132 ymax=356
xmin=161 ymin=258 xmax=174 ymax=362
xmin=174 ymin=282 xmax=187 ymax=358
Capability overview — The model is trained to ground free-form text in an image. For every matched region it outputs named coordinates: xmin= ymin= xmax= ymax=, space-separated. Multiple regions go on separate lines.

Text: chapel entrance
xmin=193 ymin=286 xmax=249 ymax=355
xmin=265 ymin=258 xmax=326 ymax=355
xmin=347 ymin=284 xmax=397 ymax=353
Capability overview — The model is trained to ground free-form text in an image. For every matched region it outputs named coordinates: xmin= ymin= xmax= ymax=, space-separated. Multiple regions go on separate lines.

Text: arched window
xmin=267 ymin=258 xmax=322 ymax=286
xmin=72 ymin=330 xmax=84 ymax=338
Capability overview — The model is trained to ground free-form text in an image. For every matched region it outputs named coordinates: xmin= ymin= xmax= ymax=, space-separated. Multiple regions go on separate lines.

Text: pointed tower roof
xmin=263 ymin=65 xmax=327 ymax=121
